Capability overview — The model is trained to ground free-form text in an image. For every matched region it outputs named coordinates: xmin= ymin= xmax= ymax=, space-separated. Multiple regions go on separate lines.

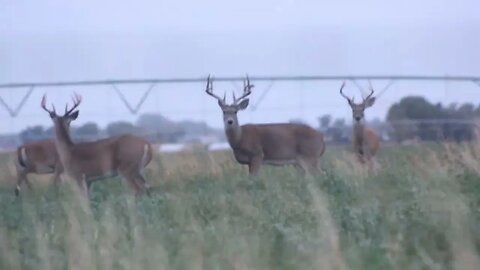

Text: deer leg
xmin=73 ymin=174 xmax=90 ymax=199
xmin=354 ymin=143 xmax=366 ymax=164
xmin=297 ymin=157 xmax=321 ymax=178
xmin=82 ymin=180 xmax=89 ymax=199
xmin=138 ymin=173 xmax=148 ymax=188
xmin=53 ymin=169 xmax=63 ymax=186
xmin=119 ymin=169 xmax=142 ymax=196
xmin=356 ymin=151 xmax=366 ymax=164
xmin=118 ymin=162 xmax=142 ymax=195
xmin=129 ymin=176 xmax=143 ymax=196
xmin=362 ymin=145 xmax=376 ymax=172
xmin=128 ymin=169 xmax=149 ymax=195
xmin=368 ymin=156 xmax=380 ymax=174
xmin=24 ymin=175 xmax=33 ymax=191
xmin=295 ymin=156 xmax=311 ymax=177
xmin=24 ymin=177 xmax=33 ymax=190
xmin=306 ymin=158 xmax=322 ymax=176
xmin=51 ymin=170 xmax=65 ymax=197
xmin=248 ymin=155 xmax=263 ymax=177
xmin=86 ymin=179 xmax=94 ymax=196
xmin=15 ymin=170 xmax=28 ymax=197
xmin=294 ymin=163 xmax=307 ymax=176
xmin=134 ymin=173 xmax=151 ymax=195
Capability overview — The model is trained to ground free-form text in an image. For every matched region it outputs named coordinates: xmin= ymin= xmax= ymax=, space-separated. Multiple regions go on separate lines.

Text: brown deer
xmin=205 ymin=75 xmax=326 ymax=176
xmin=14 ymin=139 xmax=63 ymax=196
xmin=40 ymin=93 xmax=153 ymax=198
xmin=339 ymin=81 xmax=380 ymax=165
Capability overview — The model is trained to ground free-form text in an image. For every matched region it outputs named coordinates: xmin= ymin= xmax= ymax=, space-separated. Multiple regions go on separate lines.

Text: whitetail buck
xmin=339 ymin=81 xmax=380 ymax=164
xmin=40 ymin=93 xmax=153 ymax=198
xmin=205 ymin=75 xmax=325 ymax=176
xmin=14 ymin=139 xmax=63 ymax=196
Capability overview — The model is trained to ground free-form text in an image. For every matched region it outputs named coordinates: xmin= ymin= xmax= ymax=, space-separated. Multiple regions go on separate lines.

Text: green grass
xmin=1 ymin=143 xmax=480 ymax=270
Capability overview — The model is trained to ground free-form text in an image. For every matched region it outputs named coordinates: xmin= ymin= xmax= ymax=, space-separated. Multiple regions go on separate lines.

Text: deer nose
xmin=355 ymin=116 xmax=361 ymax=121
xmin=227 ymin=119 xmax=233 ymax=125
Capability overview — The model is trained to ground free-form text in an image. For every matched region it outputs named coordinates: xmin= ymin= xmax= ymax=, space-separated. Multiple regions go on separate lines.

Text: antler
xmin=41 ymin=94 xmax=56 ymax=115
xmin=365 ymin=80 xmax=375 ymax=101
xmin=339 ymin=81 xmax=354 ymax=103
xmin=205 ymin=75 xmax=226 ymax=106
xmin=233 ymin=74 xmax=254 ymax=105
xmin=64 ymin=92 xmax=82 ymax=116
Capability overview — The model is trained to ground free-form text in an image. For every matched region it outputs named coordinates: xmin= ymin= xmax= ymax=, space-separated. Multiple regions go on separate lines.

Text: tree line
xmin=319 ymin=95 xmax=479 ymax=143
xmin=19 ymin=113 xmax=220 ymax=144
xmin=387 ymin=96 xmax=480 ymax=141
xmin=19 ymin=95 xmax=480 ymax=144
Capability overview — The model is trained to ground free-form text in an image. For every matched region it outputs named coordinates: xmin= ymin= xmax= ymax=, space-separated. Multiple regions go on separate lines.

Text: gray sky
xmin=1 ymin=0 xmax=479 ymax=133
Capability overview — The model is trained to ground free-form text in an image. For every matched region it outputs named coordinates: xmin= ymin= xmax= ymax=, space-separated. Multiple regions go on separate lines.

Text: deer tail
xmin=141 ymin=143 xmax=152 ymax=168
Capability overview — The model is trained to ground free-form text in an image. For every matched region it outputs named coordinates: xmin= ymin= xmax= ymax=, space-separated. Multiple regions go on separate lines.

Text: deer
xmin=205 ymin=75 xmax=326 ymax=176
xmin=40 ymin=93 xmax=153 ymax=198
xmin=339 ymin=81 xmax=380 ymax=166
xmin=14 ymin=139 xmax=64 ymax=196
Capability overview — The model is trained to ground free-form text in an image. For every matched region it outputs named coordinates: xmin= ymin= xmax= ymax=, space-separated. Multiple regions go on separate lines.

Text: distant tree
xmin=454 ymin=103 xmax=475 ymax=119
xmin=136 ymin=113 xmax=218 ymax=143
xmin=75 ymin=122 xmax=99 ymax=136
xmin=474 ymin=104 xmax=480 ymax=116
xmin=289 ymin=118 xmax=305 ymax=124
xmin=136 ymin=113 xmax=180 ymax=143
xmin=387 ymin=96 xmax=476 ymax=142
xmin=136 ymin=113 xmax=176 ymax=132
xmin=176 ymin=120 xmax=213 ymax=135
xmin=445 ymin=103 xmax=476 ymax=141
xmin=387 ymin=96 xmax=443 ymax=121
xmin=387 ymin=96 xmax=437 ymax=141
xmin=44 ymin=126 xmax=55 ymax=138
xmin=328 ymin=118 xmax=348 ymax=143
xmin=71 ymin=122 xmax=101 ymax=141
xmin=318 ymin=115 xmax=331 ymax=131
xmin=106 ymin=121 xmax=137 ymax=136
xmin=19 ymin=125 xmax=45 ymax=143
xmin=332 ymin=118 xmax=345 ymax=128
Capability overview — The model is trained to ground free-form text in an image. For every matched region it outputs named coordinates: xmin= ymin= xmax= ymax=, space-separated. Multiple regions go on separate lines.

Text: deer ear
xmin=365 ymin=97 xmax=376 ymax=107
xmin=237 ymin=99 xmax=249 ymax=110
xmin=217 ymin=100 xmax=225 ymax=108
xmin=69 ymin=111 xmax=79 ymax=120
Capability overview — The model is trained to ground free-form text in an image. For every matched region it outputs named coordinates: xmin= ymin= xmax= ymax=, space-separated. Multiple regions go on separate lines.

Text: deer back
xmin=231 ymin=123 xmax=324 ymax=161
xmin=66 ymin=134 xmax=152 ymax=177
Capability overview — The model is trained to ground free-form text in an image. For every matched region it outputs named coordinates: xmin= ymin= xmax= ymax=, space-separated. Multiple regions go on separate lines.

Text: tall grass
xmin=1 ymin=143 xmax=480 ymax=269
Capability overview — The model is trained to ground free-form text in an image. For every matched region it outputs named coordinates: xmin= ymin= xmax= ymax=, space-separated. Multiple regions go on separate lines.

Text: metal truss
xmin=0 ymin=75 xmax=479 ymax=117
xmin=111 ymin=83 xmax=156 ymax=114
xmin=0 ymin=86 xmax=35 ymax=117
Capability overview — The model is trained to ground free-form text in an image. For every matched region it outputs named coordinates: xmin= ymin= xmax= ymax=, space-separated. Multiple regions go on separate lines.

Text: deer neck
xmin=353 ymin=121 xmax=365 ymax=142
xmin=225 ymin=125 xmax=242 ymax=148
xmin=53 ymin=121 xmax=74 ymax=162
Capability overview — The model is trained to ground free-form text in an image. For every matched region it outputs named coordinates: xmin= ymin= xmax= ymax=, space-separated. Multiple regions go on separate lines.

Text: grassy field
xmin=1 ymin=142 xmax=480 ymax=270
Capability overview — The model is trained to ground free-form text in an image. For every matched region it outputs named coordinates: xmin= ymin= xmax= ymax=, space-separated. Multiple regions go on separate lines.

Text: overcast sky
xmin=1 ymin=0 xmax=479 ymax=133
